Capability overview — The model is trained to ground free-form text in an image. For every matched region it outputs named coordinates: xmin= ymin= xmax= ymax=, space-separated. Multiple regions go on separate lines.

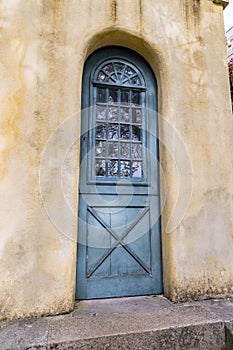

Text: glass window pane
xmin=96 ymin=124 xmax=107 ymax=139
xmin=96 ymin=141 xmax=106 ymax=157
xmin=108 ymin=142 xmax=118 ymax=158
xmin=132 ymin=161 xmax=142 ymax=177
xmin=123 ymin=78 xmax=130 ymax=86
xmin=96 ymin=106 xmax=107 ymax=120
xmin=114 ymin=63 xmax=124 ymax=81
xmin=125 ymin=66 xmax=134 ymax=76
xmin=132 ymin=143 xmax=142 ymax=159
xmin=97 ymin=71 xmax=108 ymax=82
xmin=132 ymin=108 xmax=142 ymax=123
xmin=102 ymin=64 xmax=114 ymax=75
xmin=97 ymin=88 xmax=106 ymax=103
xmin=114 ymin=63 xmax=125 ymax=74
xmin=120 ymin=142 xmax=130 ymax=158
xmin=120 ymin=161 xmax=131 ymax=177
xmin=132 ymin=126 xmax=141 ymax=141
xmin=120 ymin=124 xmax=130 ymax=140
xmin=109 ymin=89 xmax=118 ymax=104
xmin=96 ymin=160 xmax=106 ymax=176
xmin=108 ymin=106 xmax=118 ymax=122
xmin=132 ymin=91 xmax=140 ymax=106
xmin=120 ymin=108 xmax=130 ymax=123
xmin=121 ymin=91 xmax=129 ymax=105
xmin=108 ymin=160 xmax=118 ymax=177
xmin=131 ymin=77 xmax=141 ymax=86
xmin=108 ymin=124 xmax=119 ymax=140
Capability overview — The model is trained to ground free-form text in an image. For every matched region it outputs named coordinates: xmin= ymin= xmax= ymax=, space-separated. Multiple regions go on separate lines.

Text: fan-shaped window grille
xmin=93 ymin=60 xmax=145 ymax=88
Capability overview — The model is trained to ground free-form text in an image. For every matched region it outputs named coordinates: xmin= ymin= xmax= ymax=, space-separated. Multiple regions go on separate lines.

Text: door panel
xmin=76 ymin=47 xmax=162 ymax=299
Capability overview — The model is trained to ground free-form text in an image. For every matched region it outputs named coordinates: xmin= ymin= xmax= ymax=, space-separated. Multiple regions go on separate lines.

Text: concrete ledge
xmin=0 ymin=296 xmax=233 ymax=349
xmin=45 ymin=324 xmax=225 ymax=350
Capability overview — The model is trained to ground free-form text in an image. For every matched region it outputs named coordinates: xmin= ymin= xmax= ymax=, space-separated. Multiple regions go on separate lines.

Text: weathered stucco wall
xmin=0 ymin=0 xmax=232 ymax=320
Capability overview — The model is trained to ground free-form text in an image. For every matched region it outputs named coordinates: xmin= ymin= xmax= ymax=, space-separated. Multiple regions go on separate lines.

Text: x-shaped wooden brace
xmin=86 ymin=206 xmax=151 ymax=278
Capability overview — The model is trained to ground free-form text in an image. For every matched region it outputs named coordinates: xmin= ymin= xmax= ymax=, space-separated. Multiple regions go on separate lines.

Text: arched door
xmin=76 ymin=47 xmax=162 ymax=299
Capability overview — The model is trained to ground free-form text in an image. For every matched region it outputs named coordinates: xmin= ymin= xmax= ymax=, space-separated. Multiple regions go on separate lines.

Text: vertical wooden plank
xmin=87 ymin=207 xmax=111 ymax=278
xmin=110 ymin=207 xmax=127 ymax=276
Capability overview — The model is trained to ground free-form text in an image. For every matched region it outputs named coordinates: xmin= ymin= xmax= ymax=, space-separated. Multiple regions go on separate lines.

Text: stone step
xmin=0 ymin=296 xmax=233 ymax=350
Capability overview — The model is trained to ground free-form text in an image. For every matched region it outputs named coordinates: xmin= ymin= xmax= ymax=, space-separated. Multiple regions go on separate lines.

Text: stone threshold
xmin=0 ymin=295 xmax=233 ymax=349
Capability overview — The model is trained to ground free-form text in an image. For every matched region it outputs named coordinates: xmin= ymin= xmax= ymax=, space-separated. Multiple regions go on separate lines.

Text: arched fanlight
xmin=93 ymin=59 xmax=145 ymax=88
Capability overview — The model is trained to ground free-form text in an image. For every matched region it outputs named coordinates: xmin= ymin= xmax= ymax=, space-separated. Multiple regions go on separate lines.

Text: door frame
xmin=76 ymin=46 xmax=163 ymax=299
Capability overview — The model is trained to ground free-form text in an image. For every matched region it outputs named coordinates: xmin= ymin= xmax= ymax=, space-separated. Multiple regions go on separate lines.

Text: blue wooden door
xmin=76 ymin=47 xmax=163 ymax=299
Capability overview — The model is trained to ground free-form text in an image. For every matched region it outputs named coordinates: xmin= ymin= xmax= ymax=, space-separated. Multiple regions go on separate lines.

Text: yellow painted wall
xmin=0 ymin=0 xmax=232 ymax=320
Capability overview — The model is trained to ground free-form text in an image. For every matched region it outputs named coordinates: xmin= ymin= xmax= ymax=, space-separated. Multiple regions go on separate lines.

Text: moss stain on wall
xmin=139 ymin=0 xmax=144 ymax=34
xmin=111 ymin=0 xmax=118 ymax=24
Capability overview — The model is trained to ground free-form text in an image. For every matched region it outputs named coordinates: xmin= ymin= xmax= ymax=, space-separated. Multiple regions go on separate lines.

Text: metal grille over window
xmin=94 ymin=60 xmax=145 ymax=179
xmin=95 ymin=62 xmax=145 ymax=87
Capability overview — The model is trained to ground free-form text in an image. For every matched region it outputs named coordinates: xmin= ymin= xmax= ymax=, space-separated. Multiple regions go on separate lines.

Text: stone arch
xmin=79 ymin=28 xmax=170 ymax=121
